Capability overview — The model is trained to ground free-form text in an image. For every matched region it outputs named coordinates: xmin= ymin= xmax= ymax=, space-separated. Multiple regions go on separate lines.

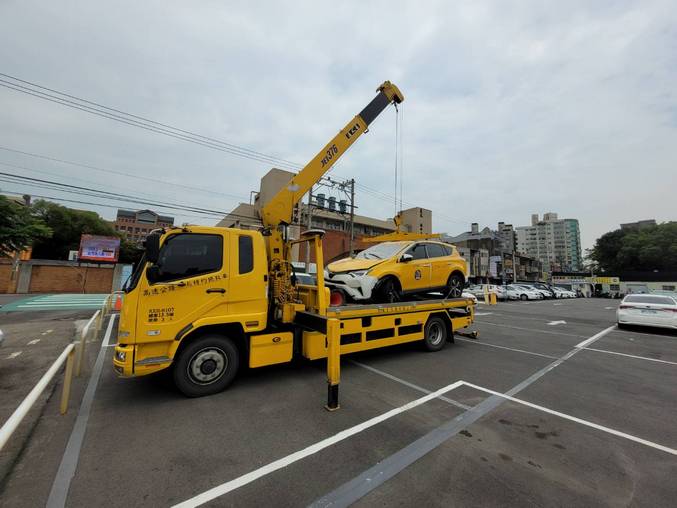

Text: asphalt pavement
xmin=1 ymin=297 xmax=676 ymax=507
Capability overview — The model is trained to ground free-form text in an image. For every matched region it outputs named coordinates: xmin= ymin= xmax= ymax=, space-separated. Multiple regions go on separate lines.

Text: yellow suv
xmin=326 ymin=240 xmax=467 ymax=303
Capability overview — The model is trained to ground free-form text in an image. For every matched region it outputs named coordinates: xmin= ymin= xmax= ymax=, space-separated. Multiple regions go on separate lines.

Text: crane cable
xmin=394 ymin=104 xmax=399 ymax=216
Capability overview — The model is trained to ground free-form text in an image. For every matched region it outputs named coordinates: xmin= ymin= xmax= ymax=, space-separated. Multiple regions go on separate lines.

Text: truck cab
xmin=115 ymin=226 xmax=268 ymax=382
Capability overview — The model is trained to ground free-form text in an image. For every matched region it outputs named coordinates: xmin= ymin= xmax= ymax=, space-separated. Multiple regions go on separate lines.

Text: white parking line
xmin=349 ymin=360 xmax=471 ymax=410
xmin=462 ymin=381 xmax=677 ymax=456
xmin=583 ymin=347 xmax=677 ymax=366
xmin=27 ymin=339 xmax=41 ymax=346
xmin=478 ymin=321 xmax=588 ymax=338
xmin=5 ymin=351 xmax=22 ymax=359
xmin=176 ymin=377 xmax=677 ymax=507
xmin=575 ymin=326 xmax=617 ymax=348
xmin=172 ymin=380 xmax=465 ymax=508
xmin=173 ymin=325 xmax=619 ymax=507
xmin=455 ymin=338 xmax=558 ymax=359
xmin=42 ymin=329 xmax=53 ymax=335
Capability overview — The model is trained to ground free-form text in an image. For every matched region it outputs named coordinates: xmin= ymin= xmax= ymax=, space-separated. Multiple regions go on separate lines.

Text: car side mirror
xmin=146 ymin=265 xmax=161 ymax=284
xmin=145 ymin=232 xmax=161 ymax=264
xmin=400 ymin=253 xmax=413 ymax=263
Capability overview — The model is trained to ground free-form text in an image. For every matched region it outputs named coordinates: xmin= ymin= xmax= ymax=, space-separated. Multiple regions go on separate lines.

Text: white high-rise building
xmin=516 ymin=213 xmax=582 ymax=273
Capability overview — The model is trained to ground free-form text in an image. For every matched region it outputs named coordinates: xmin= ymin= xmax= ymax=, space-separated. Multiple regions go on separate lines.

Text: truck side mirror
xmin=400 ymin=253 xmax=413 ymax=263
xmin=146 ymin=265 xmax=161 ymax=284
xmin=145 ymin=233 xmax=161 ymax=264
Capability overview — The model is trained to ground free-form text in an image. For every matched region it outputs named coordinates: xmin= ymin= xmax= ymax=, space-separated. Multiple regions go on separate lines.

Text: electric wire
xmin=0 ymin=145 xmax=247 ymax=201
xmin=0 ymin=79 xmax=301 ymax=171
xmin=0 ymin=72 xmax=303 ymax=169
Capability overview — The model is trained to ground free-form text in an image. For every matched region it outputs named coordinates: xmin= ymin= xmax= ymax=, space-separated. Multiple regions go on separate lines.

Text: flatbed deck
xmin=326 ymin=297 xmax=473 ymax=317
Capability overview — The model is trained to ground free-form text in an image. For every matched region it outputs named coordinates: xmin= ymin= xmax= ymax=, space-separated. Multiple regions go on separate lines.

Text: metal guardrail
xmin=0 ymin=291 xmax=120 ymax=453
xmin=0 ymin=343 xmax=76 ymax=452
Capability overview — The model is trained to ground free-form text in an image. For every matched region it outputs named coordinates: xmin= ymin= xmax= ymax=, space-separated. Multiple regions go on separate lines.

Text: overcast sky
xmin=1 ymin=0 xmax=675 ymax=251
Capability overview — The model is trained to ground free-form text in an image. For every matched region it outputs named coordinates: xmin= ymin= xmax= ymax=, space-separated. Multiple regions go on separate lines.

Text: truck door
xmin=136 ymin=232 xmax=230 ymax=343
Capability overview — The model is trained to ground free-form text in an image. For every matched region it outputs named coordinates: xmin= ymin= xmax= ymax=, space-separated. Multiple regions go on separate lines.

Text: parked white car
xmin=553 ymin=287 xmax=576 ymax=299
xmin=516 ymin=284 xmax=551 ymax=299
xmin=467 ymin=284 xmax=506 ymax=300
xmin=617 ymin=294 xmax=677 ymax=329
xmin=506 ymin=284 xmax=543 ymax=301
xmin=462 ymin=291 xmax=478 ymax=304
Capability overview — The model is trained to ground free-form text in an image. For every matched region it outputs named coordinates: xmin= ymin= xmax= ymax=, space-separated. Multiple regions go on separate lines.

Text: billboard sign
xmin=78 ymin=235 xmax=120 ymax=262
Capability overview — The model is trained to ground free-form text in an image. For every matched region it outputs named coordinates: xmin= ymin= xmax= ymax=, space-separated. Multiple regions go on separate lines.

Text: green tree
xmin=0 ymin=195 xmax=52 ymax=257
xmin=591 ymin=222 xmax=677 ymax=273
xmin=30 ymin=200 xmax=143 ymax=264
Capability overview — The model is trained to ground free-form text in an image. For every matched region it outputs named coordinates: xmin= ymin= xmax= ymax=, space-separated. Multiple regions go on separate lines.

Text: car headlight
xmin=350 ymin=270 xmax=368 ymax=277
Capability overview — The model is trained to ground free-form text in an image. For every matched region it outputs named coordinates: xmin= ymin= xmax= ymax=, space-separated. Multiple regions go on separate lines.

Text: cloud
xmin=0 ymin=0 xmax=675 ymax=250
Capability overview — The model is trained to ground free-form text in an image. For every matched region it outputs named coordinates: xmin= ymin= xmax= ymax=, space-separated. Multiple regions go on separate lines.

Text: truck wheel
xmin=446 ymin=273 xmax=464 ymax=298
xmin=173 ymin=335 xmax=239 ymax=397
xmin=423 ymin=316 xmax=448 ymax=352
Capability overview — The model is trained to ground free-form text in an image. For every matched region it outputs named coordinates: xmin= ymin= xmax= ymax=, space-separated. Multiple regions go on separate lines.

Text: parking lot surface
xmin=1 ymin=298 xmax=676 ymax=507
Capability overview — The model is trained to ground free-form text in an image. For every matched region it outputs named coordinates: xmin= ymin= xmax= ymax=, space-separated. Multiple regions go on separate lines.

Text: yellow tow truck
xmin=114 ymin=81 xmax=475 ymax=408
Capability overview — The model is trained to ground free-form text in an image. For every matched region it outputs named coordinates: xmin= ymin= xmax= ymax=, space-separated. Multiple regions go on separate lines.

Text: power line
xmin=0 ymin=145 xmax=248 ymax=201
xmin=0 ymin=78 xmax=301 ymax=171
xmin=0 ymin=72 xmax=304 ymax=169
xmin=1 ymin=73 xmax=469 ymax=229
xmin=0 ymin=190 xmax=224 ymax=221
xmin=0 ymin=171 xmax=241 ymax=218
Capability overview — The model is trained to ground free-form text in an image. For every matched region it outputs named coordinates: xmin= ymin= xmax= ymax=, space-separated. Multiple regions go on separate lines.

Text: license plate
xmin=640 ymin=309 xmax=657 ymax=314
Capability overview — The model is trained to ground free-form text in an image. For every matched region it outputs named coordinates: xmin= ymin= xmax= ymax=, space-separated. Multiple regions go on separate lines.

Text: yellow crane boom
xmin=260 ymin=81 xmax=404 ymax=317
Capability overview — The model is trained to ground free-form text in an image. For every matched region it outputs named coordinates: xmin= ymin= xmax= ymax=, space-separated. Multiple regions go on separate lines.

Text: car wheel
xmin=445 ymin=273 xmax=464 ymax=298
xmin=423 ymin=316 xmax=448 ymax=352
xmin=520 ymin=294 xmax=527 ymax=301
xmin=173 ymin=335 xmax=240 ymax=397
xmin=376 ymin=277 xmax=401 ymax=303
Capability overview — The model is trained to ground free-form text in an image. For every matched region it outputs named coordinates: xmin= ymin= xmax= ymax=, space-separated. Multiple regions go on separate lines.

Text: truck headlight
xmin=115 ymin=350 xmax=126 ymax=362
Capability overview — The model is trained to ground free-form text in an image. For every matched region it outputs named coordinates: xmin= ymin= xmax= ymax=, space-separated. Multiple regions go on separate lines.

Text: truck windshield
xmin=123 ymin=254 xmax=147 ymax=293
xmin=355 ymin=242 xmax=406 ymax=260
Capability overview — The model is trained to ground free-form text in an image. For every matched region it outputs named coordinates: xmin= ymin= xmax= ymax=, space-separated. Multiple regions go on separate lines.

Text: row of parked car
xmin=466 ymin=283 xmax=577 ymax=301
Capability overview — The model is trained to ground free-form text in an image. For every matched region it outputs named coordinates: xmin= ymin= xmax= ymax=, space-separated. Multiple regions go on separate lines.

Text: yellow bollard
xmin=60 ymin=349 xmax=75 ymax=415
xmin=489 ymin=292 xmax=497 ymax=305
xmin=325 ymin=318 xmax=341 ymax=411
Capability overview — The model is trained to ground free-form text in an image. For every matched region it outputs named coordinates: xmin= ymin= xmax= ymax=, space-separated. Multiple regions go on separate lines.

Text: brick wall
xmin=27 ymin=265 xmax=114 ymax=293
xmin=0 ymin=261 xmax=13 ymax=294
xmin=297 ymin=230 xmax=374 ymax=266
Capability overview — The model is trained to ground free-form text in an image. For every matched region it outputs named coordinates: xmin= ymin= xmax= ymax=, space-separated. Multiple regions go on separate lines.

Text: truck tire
xmin=173 ymin=335 xmax=240 ymax=397
xmin=423 ymin=316 xmax=448 ymax=352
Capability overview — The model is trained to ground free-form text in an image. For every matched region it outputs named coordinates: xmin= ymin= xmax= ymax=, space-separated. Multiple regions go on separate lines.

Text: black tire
xmin=423 ymin=316 xmax=448 ymax=352
xmin=617 ymin=322 xmax=627 ymax=329
xmin=446 ymin=273 xmax=465 ymax=298
xmin=173 ymin=335 xmax=240 ymax=397
xmin=376 ymin=277 xmax=401 ymax=303
xmin=520 ymin=294 xmax=528 ymax=301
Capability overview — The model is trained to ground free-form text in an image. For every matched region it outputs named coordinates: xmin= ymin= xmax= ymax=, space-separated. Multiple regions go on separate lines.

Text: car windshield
xmin=355 ymin=242 xmax=407 ymax=260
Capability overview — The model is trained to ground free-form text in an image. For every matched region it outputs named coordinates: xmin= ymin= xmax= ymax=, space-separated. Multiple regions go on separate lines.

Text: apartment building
xmin=516 ymin=213 xmax=582 ymax=273
xmin=113 ymin=209 xmax=174 ymax=245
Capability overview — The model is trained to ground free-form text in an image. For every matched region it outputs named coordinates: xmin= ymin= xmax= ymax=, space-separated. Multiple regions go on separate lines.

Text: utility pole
xmin=349 ymin=179 xmax=355 ymax=257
